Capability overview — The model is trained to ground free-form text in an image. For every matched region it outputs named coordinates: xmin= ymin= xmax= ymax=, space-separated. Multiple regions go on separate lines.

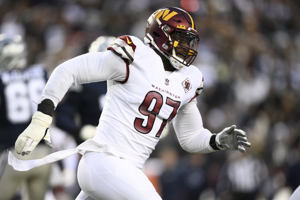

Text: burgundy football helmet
xmin=144 ymin=7 xmax=200 ymax=69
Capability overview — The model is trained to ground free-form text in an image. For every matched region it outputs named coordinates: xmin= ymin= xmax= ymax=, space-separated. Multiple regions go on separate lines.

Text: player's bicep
xmin=98 ymin=50 xmax=128 ymax=83
xmin=73 ymin=51 xmax=127 ymax=83
xmin=41 ymin=51 xmax=127 ymax=107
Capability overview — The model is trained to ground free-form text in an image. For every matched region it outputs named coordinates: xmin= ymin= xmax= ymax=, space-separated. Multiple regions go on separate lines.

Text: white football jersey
xmin=8 ymin=36 xmax=210 ymax=173
xmin=91 ymin=36 xmax=204 ymax=168
xmin=35 ymin=35 xmax=204 ymax=169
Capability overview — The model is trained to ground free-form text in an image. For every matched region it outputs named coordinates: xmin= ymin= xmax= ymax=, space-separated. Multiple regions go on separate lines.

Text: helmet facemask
xmin=165 ymin=26 xmax=199 ymax=69
xmin=145 ymin=7 xmax=200 ymax=70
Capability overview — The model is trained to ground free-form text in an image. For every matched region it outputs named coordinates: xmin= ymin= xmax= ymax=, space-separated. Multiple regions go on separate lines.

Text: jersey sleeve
xmin=41 ymin=51 xmax=126 ymax=107
xmin=173 ymin=98 xmax=216 ymax=153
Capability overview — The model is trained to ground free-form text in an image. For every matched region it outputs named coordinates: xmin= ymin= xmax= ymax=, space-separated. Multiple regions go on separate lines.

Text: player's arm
xmin=42 ymin=35 xmax=134 ymax=107
xmin=41 ymin=51 xmax=127 ymax=107
xmin=15 ymin=50 xmax=128 ymax=156
xmin=15 ymin=36 xmax=136 ymax=156
xmin=173 ymin=99 xmax=251 ymax=153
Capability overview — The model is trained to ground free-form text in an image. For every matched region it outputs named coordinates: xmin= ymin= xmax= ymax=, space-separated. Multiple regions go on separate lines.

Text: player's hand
xmin=216 ymin=125 xmax=251 ymax=153
xmin=15 ymin=111 xmax=53 ymax=156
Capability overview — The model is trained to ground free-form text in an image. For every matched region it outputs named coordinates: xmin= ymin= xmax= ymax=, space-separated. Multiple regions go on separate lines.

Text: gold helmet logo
xmin=155 ymin=8 xmax=194 ymax=29
xmin=155 ymin=9 xmax=178 ymax=21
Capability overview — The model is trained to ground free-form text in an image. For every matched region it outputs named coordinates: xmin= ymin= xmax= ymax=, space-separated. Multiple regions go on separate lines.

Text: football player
xmin=0 ymin=34 xmax=51 ymax=200
xmin=10 ymin=7 xmax=251 ymax=200
xmin=55 ymin=36 xmax=116 ymax=145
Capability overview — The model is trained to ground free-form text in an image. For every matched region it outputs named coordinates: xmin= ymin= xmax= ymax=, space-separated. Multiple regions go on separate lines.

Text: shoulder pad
xmin=107 ymin=35 xmax=136 ymax=63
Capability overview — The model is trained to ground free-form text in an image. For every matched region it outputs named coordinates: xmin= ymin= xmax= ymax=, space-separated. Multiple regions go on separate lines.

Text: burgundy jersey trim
xmin=118 ymin=59 xmax=130 ymax=84
xmin=188 ymin=93 xmax=199 ymax=103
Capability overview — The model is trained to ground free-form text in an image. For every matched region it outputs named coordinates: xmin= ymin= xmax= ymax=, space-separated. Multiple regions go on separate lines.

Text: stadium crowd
xmin=0 ymin=0 xmax=300 ymax=199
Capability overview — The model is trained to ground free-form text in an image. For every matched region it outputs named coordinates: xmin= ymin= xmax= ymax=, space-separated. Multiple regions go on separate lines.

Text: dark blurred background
xmin=1 ymin=0 xmax=300 ymax=200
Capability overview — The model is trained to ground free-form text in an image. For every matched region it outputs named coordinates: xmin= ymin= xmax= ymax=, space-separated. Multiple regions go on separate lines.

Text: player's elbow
xmin=182 ymin=146 xmax=197 ymax=153
xmin=179 ymin=140 xmax=197 ymax=153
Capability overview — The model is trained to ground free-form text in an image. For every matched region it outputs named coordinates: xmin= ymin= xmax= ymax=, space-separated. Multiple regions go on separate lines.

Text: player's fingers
xmin=237 ymin=136 xmax=250 ymax=143
xmin=44 ymin=140 xmax=53 ymax=148
xmin=43 ymin=129 xmax=53 ymax=148
xmin=25 ymin=140 xmax=39 ymax=155
xmin=238 ymin=145 xmax=246 ymax=153
xmin=237 ymin=136 xmax=251 ymax=147
xmin=21 ymin=138 xmax=36 ymax=156
xmin=234 ymin=129 xmax=246 ymax=137
xmin=15 ymin=136 xmax=27 ymax=154
xmin=225 ymin=125 xmax=236 ymax=134
xmin=238 ymin=141 xmax=251 ymax=147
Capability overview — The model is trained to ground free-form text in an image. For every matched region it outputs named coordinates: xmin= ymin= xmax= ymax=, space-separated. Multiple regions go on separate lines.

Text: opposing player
xmin=10 ymin=7 xmax=251 ymax=200
xmin=0 ymin=34 xmax=51 ymax=200
xmin=55 ymin=36 xmax=116 ymax=144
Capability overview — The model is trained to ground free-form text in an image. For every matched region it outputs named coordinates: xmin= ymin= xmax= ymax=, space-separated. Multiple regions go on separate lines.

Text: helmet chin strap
xmin=144 ymin=34 xmax=187 ymax=70
xmin=170 ymin=57 xmax=185 ymax=70
xmin=160 ymin=49 xmax=185 ymax=70
xmin=170 ymin=46 xmax=187 ymax=70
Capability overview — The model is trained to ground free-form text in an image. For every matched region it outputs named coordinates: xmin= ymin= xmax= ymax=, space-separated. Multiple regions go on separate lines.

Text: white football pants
xmin=75 ymin=152 xmax=162 ymax=200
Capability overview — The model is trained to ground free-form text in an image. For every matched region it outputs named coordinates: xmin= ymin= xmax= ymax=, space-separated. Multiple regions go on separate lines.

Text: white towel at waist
xmin=8 ymin=139 xmax=119 ymax=171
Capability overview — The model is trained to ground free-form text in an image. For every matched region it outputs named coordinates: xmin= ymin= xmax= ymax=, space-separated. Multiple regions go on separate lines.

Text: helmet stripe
xmin=163 ymin=11 xmax=178 ymax=21
xmin=162 ymin=9 xmax=170 ymax=18
xmin=155 ymin=10 xmax=164 ymax=19
xmin=155 ymin=9 xmax=178 ymax=21
xmin=185 ymin=11 xmax=194 ymax=29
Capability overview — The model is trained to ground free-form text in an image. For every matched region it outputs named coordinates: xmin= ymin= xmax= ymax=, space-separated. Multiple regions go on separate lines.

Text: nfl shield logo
xmin=165 ymin=78 xmax=169 ymax=86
